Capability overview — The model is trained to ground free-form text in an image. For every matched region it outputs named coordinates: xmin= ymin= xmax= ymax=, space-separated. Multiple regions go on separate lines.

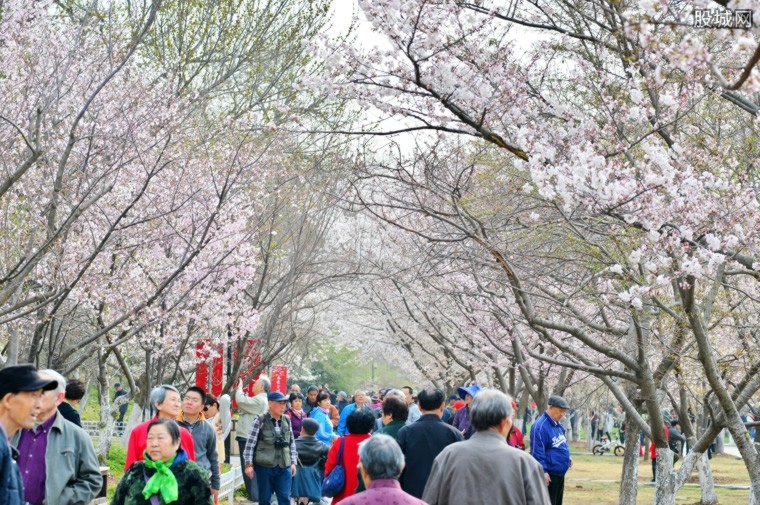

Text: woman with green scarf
xmin=112 ymin=418 xmax=212 ymax=505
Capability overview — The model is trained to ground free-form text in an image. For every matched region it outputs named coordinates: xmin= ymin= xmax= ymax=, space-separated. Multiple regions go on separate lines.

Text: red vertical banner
xmin=211 ymin=343 xmax=224 ymax=396
xmin=196 ymin=342 xmax=210 ymax=391
xmin=270 ymin=365 xmax=288 ymax=394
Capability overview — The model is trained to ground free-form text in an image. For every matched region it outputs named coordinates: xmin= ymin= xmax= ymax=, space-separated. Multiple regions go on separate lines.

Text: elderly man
xmin=530 ymin=395 xmax=573 ymax=505
xmin=423 ymin=389 xmax=550 ymax=505
xmin=236 ymin=375 xmax=270 ymax=502
xmin=337 ymin=389 xmax=371 ymax=435
xmin=243 ymin=391 xmax=298 ymax=505
xmin=340 ymin=435 xmax=425 ymax=505
xmin=125 ymin=384 xmax=196 ymax=470
xmin=396 ymin=388 xmax=463 ymax=498
xmin=13 ymin=369 xmax=101 ymax=505
xmin=0 ymin=364 xmax=56 ymax=505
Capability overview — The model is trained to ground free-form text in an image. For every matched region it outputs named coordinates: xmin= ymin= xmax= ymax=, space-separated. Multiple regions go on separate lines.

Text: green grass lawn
xmin=105 ymin=444 xmax=126 ymax=501
xmin=565 ymin=442 xmax=750 ymax=504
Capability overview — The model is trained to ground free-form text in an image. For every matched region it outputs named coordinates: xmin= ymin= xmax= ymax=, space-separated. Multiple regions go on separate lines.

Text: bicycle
xmin=592 ymin=435 xmax=625 ymax=456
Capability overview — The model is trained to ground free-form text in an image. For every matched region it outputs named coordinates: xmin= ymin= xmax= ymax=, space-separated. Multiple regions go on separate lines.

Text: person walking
xmin=337 ymin=390 xmax=370 ymax=436
xmin=13 ymin=369 xmax=101 ymax=505
xmin=243 ymin=391 xmax=298 ymax=505
xmin=112 ymin=419 xmax=212 ymax=505
xmin=292 ymin=418 xmax=329 ymax=505
xmin=336 ymin=392 xmax=349 ymax=413
xmin=114 ymin=382 xmax=129 ymax=434
xmin=0 ymin=364 xmax=57 ymax=505
xmin=309 ymin=390 xmax=336 ymax=446
xmin=451 ymin=384 xmax=480 ymax=439
xmin=58 ymin=379 xmax=85 ymax=427
xmin=377 ymin=397 xmax=408 ymax=439
xmin=423 ymin=389 xmax=549 ymax=504
xmin=286 ymin=393 xmax=307 ymax=439
xmin=530 ymin=395 xmax=573 ymax=505
xmin=669 ymin=419 xmax=686 ymax=460
xmin=395 ymin=387 xmax=463 ymax=499
xmin=203 ymin=393 xmax=231 ymax=473
xmin=177 ymin=386 xmax=220 ymax=502
xmin=339 ymin=435 xmax=426 ymax=505
xmin=442 ymin=394 xmax=458 ymax=424
xmin=324 ymin=409 xmax=374 ymax=503
xmin=235 ymin=375 xmax=269 ymax=503
xmin=401 ymin=386 xmax=421 ymax=425
xmin=303 ymin=386 xmax=319 ymax=416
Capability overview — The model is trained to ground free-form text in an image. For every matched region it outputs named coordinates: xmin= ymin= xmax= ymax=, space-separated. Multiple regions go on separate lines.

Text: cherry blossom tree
xmin=320 ymin=1 xmax=760 ymax=502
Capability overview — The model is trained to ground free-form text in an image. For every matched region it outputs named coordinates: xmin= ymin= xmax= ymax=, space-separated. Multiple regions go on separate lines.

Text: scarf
xmin=290 ymin=408 xmax=304 ymax=418
xmin=318 ymin=406 xmax=329 ymax=414
xmin=142 ymin=452 xmax=179 ymax=503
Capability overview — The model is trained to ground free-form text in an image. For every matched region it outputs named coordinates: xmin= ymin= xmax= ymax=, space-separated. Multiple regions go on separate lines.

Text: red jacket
xmin=507 ymin=425 xmax=525 ymax=450
xmin=324 ymin=433 xmax=371 ymax=503
xmin=125 ymin=416 xmax=196 ymax=471
xmin=649 ymin=425 xmax=670 ymax=459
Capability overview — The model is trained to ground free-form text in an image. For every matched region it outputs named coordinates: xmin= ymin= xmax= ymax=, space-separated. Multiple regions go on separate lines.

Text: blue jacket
xmin=0 ymin=424 xmax=24 ymax=505
xmin=309 ymin=408 xmax=335 ymax=446
xmin=530 ymin=411 xmax=571 ymax=476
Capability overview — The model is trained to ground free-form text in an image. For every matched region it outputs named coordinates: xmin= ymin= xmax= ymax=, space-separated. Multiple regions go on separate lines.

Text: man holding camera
xmin=243 ymin=391 xmax=298 ymax=505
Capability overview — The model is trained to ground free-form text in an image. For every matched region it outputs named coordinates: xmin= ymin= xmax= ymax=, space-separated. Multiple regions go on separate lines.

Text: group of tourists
xmin=0 ymin=364 xmax=574 ymax=505
xmin=235 ymin=379 xmax=572 ymax=505
xmin=0 ymin=364 xmax=232 ymax=505
xmin=0 ymin=364 xmax=102 ymax=505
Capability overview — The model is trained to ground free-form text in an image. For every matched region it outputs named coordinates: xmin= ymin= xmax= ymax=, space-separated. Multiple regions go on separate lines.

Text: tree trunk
xmin=79 ymin=378 xmax=93 ymax=414
xmin=653 ymin=449 xmax=676 ymax=505
xmin=619 ymin=419 xmax=640 ymax=505
xmin=715 ymin=429 xmax=725 ymax=454
xmin=96 ymin=348 xmax=115 ymax=464
xmin=696 ymin=452 xmax=718 ymax=505
xmin=5 ymin=321 xmax=20 ymax=366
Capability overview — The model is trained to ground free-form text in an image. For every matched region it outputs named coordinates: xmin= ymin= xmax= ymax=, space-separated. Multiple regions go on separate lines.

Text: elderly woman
xmin=377 ymin=397 xmax=409 ymax=440
xmin=338 ymin=435 xmax=426 ymax=505
xmin=112 ymin=418 xmax=212 ymax=505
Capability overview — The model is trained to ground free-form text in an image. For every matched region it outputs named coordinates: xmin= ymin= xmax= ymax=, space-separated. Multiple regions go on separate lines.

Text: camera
xmin=273 ymin=435 xmax=288 ymax=449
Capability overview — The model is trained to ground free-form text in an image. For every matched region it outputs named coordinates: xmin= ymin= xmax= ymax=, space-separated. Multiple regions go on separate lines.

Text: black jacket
xmin=57 ymin=402 xmax=82 ymax=427
xmin=396 ymin=414 xmax=464 ymax=498
xmin=295 ymin=436 xmax=329 ymax=468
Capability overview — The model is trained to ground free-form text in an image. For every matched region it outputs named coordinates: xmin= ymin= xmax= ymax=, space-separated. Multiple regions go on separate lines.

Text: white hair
xmin=38 ymin=369 xmax=66 ymax=395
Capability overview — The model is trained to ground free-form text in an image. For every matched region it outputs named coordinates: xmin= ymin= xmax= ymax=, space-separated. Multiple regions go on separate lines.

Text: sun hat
xmin=457 ymin=384 xmax=481 ymax=401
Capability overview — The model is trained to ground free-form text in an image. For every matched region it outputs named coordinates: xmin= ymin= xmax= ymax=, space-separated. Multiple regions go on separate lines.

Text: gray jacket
xmin=13 ymin=411 xmax=101 ymax=505
xmin=235 ymin=390 xmax=267 ymax=440
xmin=423 ymin=430 xmax=550 ymax=505
xmin=178 ymin=415 xmax=220 ymax=489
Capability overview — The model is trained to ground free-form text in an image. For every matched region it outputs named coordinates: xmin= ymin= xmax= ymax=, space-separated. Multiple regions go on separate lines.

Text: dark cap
xmin=114 ymin=382 xmax=122 ymax=388
xmin=548 ymin=395 xmax=570 ymax=409
xmin=0 ymin=364 xmax=58 ymax=399
xmin=268 ymin=391 xmax=287 ymax=402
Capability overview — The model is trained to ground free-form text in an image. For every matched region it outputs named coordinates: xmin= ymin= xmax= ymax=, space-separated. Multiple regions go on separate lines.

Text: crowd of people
xmin=0 ymin=364 xmax=575 ymax=505
xmin=235 ymin=380 xmax=572 ymax=505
